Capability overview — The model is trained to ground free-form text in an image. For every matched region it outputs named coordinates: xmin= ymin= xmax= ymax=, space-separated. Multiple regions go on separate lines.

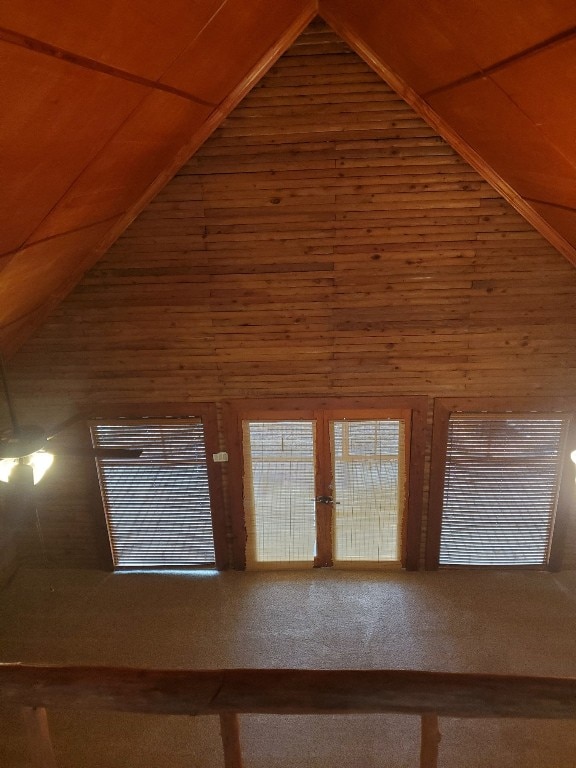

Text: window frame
xmin=87 ymin=403 xmax=228 ymax=570
xmin=224 ymin=397 xmax=428 ymax=570
xmin=426 ymin=397 xmax=576 ymax=571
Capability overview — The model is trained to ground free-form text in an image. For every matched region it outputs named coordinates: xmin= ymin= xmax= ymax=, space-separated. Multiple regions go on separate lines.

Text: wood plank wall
xmin=0 ymin=497 xmax=17 ymax=586
xmin=6 ymin=20 xmax=576 ymax=569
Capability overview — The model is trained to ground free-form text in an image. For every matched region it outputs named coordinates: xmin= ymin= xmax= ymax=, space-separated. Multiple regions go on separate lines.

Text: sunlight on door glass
xmin=332 ymin=420 xmax=404 ymax=563
xmin=244 ymin=421 xmax=316 ymax=565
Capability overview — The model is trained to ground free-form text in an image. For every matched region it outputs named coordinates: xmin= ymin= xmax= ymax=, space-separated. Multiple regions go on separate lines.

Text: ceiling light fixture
xmin=0 ymin=450 xmax=54 ymax=485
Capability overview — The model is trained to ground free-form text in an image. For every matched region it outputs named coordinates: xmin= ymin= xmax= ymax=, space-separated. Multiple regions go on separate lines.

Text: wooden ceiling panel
xmin=3 ymin=4 xmax=576 ymax=356
xmin=491 ymin=37 xmax=576 ymax=167
xmin=0 ymin=0 xmax=229 ymax=80
xmin=160 ymin=0 xmax=316 ymax=102
xmin=29 ymin=94 xmax=212 ymax=242
xmin=320 ymin=0 xmax=479 ymax=93
xmin=322 ymin=0 xmax=576 ymax=94
xmin=427 ymin=77 xmax=576 ymax=210
xmin=0 ymin=43 xmax=149 ymax=255
xmin=0 ymin=219 xmax=120 ymax=330
xmin=529 ymin=202 xmax=576 ymax=246
xmin=421 ymin=0 xmax=576 ymax=77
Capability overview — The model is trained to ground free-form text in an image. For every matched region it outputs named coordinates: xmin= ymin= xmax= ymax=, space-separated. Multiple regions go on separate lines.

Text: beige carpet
xmin=1 ymin=567 xmax=576 ymax=767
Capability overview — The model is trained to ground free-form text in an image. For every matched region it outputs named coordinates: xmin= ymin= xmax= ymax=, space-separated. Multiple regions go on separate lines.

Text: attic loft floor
xmin=1 ymin=568 xmax=576 ymax=767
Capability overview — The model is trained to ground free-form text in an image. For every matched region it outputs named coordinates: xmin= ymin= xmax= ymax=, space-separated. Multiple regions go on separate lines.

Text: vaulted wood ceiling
xmin=2 ymin=0 xmax=576 ymax=354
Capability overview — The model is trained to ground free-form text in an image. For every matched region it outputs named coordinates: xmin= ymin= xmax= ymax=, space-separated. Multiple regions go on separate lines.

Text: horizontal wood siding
xmin=0 ymin=495 xmax=17 ymax=586
xmin=7 ymin=21 xmax=576 ymax=568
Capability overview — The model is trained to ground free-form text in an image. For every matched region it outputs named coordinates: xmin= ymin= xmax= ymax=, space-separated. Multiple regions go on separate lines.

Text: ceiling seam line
xmin=0 ymin=303 xmax=53 ymax=331
xmin=21 ymin=215 xmax=122 ymax=252
xmin=485 ymin=75 xmax=576 ymax=177
xmin=147 ymin=0 xmax=231 ymax=87
xmin=523 ymin=199 xmax=576 ymax=214
xmin=422 ymin=24 xmax=576 ymax=99
xmin=0 ymin=26 xmax=217 ymax=108
xmin=19 ymin=82 xmax=174 ymax=251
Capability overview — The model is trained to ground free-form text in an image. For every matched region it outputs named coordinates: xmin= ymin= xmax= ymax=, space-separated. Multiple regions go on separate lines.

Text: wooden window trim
xmin=85 ymin=403 xmax=228 ymax=570
xmin=426 ymin=397 xmax=576 ymax=571
xmin=224 ymin=396 xmax=427 ymax=571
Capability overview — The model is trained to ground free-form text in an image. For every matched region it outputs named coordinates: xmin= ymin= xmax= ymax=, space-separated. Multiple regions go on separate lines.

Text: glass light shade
xmin=0 ymin=458 xmax=17 ymax=484
xmin=0 ymin=451 xmax=54 ymax=485
xmin=571 ymin=449 xmax=576 ymax=466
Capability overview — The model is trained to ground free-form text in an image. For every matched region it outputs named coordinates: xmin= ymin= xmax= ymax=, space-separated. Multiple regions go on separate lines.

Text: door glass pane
xmin=244 ymin=421 xmax=316 ymax=565
xmin=332 ymin=420 xmax=405 ymax=563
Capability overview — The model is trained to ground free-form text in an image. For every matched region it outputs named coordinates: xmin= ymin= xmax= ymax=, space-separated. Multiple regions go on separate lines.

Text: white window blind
xmin=439 ymin=415 xmax=567 ymax=566
xmin=243 ymin=421 xmax=316 ymax=567
xmin=91 ymin=420 xmax=215 ymax=568
xmin=332 ymin=420 xmax=405 ymax=564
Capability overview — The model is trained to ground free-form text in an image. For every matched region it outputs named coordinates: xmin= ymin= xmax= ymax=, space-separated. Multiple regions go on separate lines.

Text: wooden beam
xmin=2 ymin=666 xmax=576 ymax=719
xmin=420 ymin=713 xmax=440 ymax=768
xmin=219 ymin=713 xmax=243 ymax=768
xmin=21 ymin=707 xmax=58 ymax=768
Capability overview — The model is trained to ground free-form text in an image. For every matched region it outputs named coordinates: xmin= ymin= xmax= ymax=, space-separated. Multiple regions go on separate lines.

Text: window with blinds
xmin=91 ymin=420 xmax=216 ymax=568
xmin=439 ymin=415 xmax=568 ymax=567
xmin=243 ymin=421 xmax=317 ymax=567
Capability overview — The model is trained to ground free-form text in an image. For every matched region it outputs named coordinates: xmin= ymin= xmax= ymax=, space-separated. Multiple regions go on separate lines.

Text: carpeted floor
xmin=1 ymin=567 xmax=576 ymax=766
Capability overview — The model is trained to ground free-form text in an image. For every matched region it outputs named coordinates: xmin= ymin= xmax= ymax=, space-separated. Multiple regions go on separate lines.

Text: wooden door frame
xmin=224 ymin=396 xmax=428 ymax=570
xmin=425 ymin=397 xmax=576 ymax=571
xmin=314 ymin=408 xmax=333 ymax=568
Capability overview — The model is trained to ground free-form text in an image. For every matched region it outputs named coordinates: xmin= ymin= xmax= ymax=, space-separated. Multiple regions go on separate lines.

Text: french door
xmin=240 ymin=407 xmax=412 ymax=569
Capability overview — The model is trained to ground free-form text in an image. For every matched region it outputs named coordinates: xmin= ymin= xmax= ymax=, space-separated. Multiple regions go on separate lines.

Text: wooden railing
xmin=2 ymin=664 xmax=576 ymax=767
